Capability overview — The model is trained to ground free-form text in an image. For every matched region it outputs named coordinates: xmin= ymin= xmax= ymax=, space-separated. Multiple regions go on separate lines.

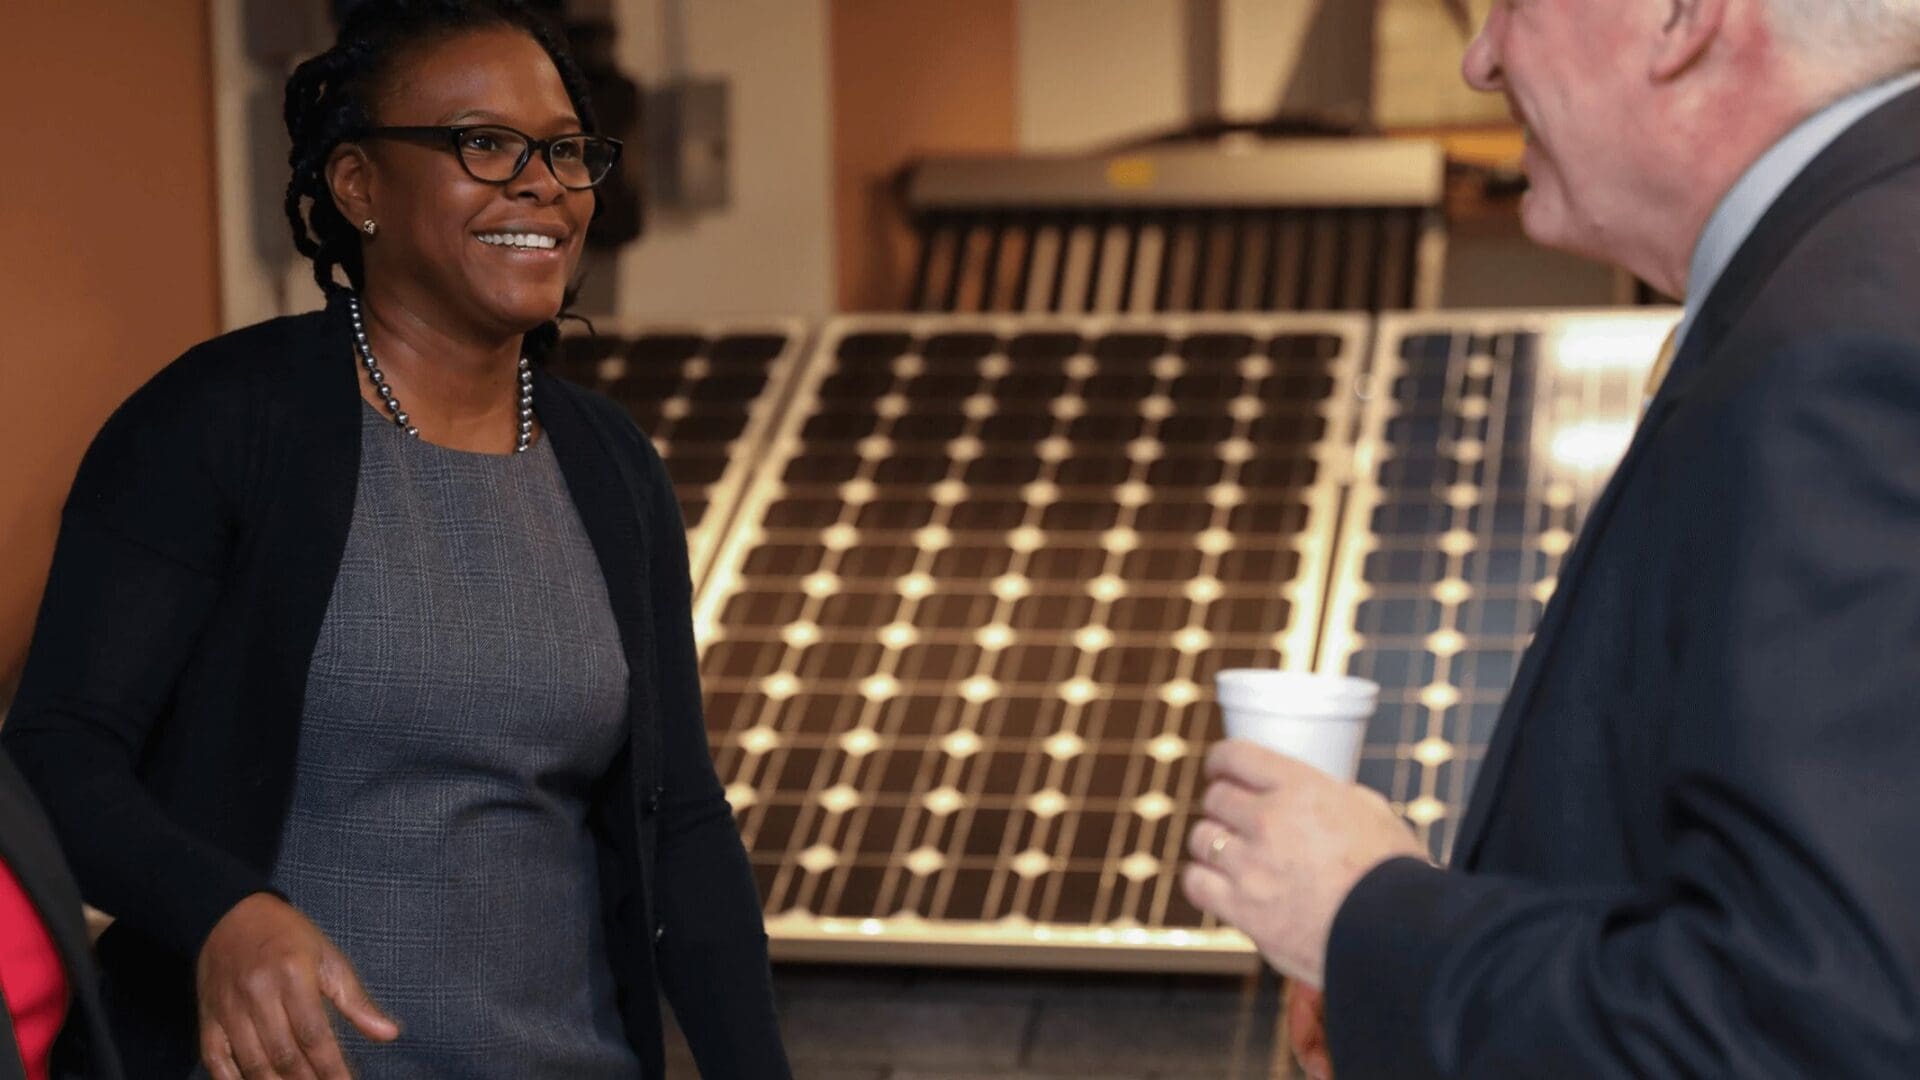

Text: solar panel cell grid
xmin=554 ymin=320 xmax=809 ymax=584
xmin=551 ymin=308 xmax=1676 ymax=971
xmin=695 ymin=314 xmax=1368 ymax=969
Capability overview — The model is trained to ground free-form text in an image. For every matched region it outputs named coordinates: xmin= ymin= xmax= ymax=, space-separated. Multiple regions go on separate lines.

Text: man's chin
xmin=1517 ymin=186 xmax=1576 ymax=253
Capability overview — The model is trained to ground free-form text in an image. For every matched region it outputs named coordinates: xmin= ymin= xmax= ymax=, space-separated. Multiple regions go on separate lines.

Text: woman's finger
xmin=283 ymin=973 xmax=356 ymax=1080
xmin=247 ymin=988 xmax=321 ymax=1080
xmin=199 ymin=1018 xmax=244 ymax=1080
xmin=318 ymin=946 xmax=400 ymax=1043
xmin=219 ymin=1012 xmax=279 ymax=1080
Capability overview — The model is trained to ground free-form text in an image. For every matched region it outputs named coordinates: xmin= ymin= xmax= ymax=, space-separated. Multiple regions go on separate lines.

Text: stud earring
xmin=361 ymin=219 xmax=378 ymax=237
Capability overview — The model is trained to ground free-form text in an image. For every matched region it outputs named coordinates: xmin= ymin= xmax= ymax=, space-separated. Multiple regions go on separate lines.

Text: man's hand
xmin=196 ymin=892 xmax=399 ymax=1079
xmin=1183 ymin=741 xmax=1424 ymax=987
xmin=1286 ymin=982 xmax=1333 ymax=1080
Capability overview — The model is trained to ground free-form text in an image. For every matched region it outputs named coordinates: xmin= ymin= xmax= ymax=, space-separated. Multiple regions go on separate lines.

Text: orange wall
xmin=0 ymin=2 xmax=221 ymax=684
xmin=831 ymin=0 xmax=1018 ymax=311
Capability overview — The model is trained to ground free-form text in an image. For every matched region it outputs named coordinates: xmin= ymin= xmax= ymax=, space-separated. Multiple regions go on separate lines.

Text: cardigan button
xmin=643 ymin=787 xmax=662 ymax=815
xmin=654 ymin=923 xmax=666 ymax=946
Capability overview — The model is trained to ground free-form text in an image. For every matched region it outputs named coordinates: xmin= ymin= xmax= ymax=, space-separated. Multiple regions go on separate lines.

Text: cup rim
xmin=1214 ymin=669 xmax=1379 ymax=700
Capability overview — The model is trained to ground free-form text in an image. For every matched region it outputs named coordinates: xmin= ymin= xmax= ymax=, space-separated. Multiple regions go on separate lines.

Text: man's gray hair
xmin=1767 ymin=0 xmax=1920 ymax=68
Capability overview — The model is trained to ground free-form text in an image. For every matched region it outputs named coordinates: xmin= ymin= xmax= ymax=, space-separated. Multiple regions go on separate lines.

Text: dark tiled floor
xmin=664 ymin=964 xmax=1284 ymax=1079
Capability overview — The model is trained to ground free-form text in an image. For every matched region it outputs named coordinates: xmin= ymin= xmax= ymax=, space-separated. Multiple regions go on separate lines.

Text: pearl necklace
xmin=347 ymin=294 xmax=534 ymax=454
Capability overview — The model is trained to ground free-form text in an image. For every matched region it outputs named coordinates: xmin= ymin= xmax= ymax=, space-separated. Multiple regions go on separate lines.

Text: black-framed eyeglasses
xmin=358 ymin=124 xmax=623 ymax=190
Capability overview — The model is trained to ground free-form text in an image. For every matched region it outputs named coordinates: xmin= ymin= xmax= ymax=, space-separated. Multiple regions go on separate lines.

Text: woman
xmin=1 ymin=2 xmax=790 ymax=1077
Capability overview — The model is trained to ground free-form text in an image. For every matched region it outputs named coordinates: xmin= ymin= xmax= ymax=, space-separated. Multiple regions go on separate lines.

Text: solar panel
xmin=553 ymin=320 xmax=810 ymax=584
xmin=692 ymin=314 xmax=1369 ymax=970
xmin=1318 ymin=310 xmax=1678 ymax=864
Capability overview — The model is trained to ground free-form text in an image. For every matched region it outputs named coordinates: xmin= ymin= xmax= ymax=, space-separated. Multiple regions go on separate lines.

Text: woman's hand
xmin=195 ymin=893 xmax=398 ymax=1079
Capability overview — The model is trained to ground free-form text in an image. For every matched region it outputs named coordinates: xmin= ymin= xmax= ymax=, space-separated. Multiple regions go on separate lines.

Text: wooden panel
xmin=0 ymin=0 xmax=220 ymax=679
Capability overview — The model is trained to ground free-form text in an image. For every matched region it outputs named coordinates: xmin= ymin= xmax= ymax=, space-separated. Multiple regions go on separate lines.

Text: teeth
xmin=477 ymin=232 xmax=558 ymax=250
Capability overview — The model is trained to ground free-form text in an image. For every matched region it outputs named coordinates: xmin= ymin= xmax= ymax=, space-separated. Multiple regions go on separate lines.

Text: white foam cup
xmin=1213 ymin=670 xmax=1379 ymax=782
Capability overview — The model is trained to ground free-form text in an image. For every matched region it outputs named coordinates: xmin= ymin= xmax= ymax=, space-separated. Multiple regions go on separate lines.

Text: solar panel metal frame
xmin=1318 ymin=308 xmax=1681 ymax=865
xmin=695 ymin=312 xmax=1371 ymax=972
xmin=904 ymin=141 xmax=1447 ymax=209
xmin=557 ymin=317 xmax=812 ymax=587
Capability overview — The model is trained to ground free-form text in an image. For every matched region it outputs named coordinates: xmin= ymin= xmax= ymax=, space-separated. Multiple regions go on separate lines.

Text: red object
xmin=0 ymin=855 xmax=68 ymax=1080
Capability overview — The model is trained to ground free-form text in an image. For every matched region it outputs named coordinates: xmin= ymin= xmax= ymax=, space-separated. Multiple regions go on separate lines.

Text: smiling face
xmin=332 ymin=27 xmax=594 ymax=338
xmin=1462 ymin=0 xmax=1660 ymax=264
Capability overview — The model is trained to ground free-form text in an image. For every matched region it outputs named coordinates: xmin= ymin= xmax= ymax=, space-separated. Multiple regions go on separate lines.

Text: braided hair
xmin=282 ymin=0 xmax=598 ymax=361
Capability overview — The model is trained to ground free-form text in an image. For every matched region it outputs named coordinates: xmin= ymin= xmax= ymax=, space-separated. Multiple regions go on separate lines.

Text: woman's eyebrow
xmin=444 ymin=108 xmax=584 ymax=129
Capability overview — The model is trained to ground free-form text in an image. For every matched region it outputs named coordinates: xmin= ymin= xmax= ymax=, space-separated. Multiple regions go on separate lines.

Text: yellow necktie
xmin=1642 ymin=324 xmax=1681 ymax=414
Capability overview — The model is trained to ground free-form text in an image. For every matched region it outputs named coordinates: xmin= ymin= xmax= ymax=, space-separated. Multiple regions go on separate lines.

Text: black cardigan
xmin=2 ymin=300 xmax=791 ymax=1079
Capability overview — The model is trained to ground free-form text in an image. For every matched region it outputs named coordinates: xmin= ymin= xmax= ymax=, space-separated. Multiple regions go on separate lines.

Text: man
xmin=1184 ymin=0 xmax=1920 ymax=1075
xmin=0 ymin=747 xmax=120 ymax=1080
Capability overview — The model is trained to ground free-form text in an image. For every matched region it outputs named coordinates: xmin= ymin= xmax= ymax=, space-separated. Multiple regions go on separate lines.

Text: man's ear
xmin=1651 ymin=0 xmax=1731 ymax=82
xmin=324 ymin=142 xmax=375 ymax=227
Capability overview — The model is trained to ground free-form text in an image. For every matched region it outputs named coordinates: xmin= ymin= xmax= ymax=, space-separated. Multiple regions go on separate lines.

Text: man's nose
xmin=1462 ymin=8 xmax=1507 ymax=93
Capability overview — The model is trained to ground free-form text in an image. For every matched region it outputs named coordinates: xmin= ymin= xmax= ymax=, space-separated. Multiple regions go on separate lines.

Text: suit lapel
xmin=1453 ymin=83 xmax=1920 ymax=866
xmin=1451 ymin=376 xmax=1686 ymax=865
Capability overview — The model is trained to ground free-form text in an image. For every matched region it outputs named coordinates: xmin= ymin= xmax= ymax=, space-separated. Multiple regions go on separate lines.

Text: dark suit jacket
xmin=1323 ymin=86 xmax=1920 ymax=1076
xmin=0 ymin=749 xmax=121 ymax=1080
xmin=1 ymin=300 xmax=791 ymax=1078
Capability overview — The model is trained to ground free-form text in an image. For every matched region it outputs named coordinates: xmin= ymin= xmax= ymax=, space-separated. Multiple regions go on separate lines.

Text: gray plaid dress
xmin=262 ymin=405 xmax=641 ymax=1078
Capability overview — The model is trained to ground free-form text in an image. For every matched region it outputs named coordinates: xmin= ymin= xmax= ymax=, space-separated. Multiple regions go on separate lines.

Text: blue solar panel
xmin=1320 ymin=311 xmax=1675 ymax=863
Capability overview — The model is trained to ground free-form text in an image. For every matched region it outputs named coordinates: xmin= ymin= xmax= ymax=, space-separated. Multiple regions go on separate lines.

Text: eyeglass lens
xmin=456 ymin=127 xmax=616 ymax=188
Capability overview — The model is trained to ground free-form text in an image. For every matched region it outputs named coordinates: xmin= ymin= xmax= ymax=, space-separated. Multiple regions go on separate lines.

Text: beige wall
xmin=1016 ymin=0 xmax=1189 ymax=152
xmin=211 ymin=0 xmax=332 ymax=331
xmin=1018 ymin=0 xmax=1512 ymax=136
xmin=1017 ymin=0 xmax=1333 ymax=151
xmin=610 ymin=0 xmax=837 ymax=320
xmin=1220 ymin=0 xmax=1325 ymax=120
xmin=1378 ymin=0 xmax=1506 ymax=128
xmin=0 ymin=1 xmax=222 ymax=683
